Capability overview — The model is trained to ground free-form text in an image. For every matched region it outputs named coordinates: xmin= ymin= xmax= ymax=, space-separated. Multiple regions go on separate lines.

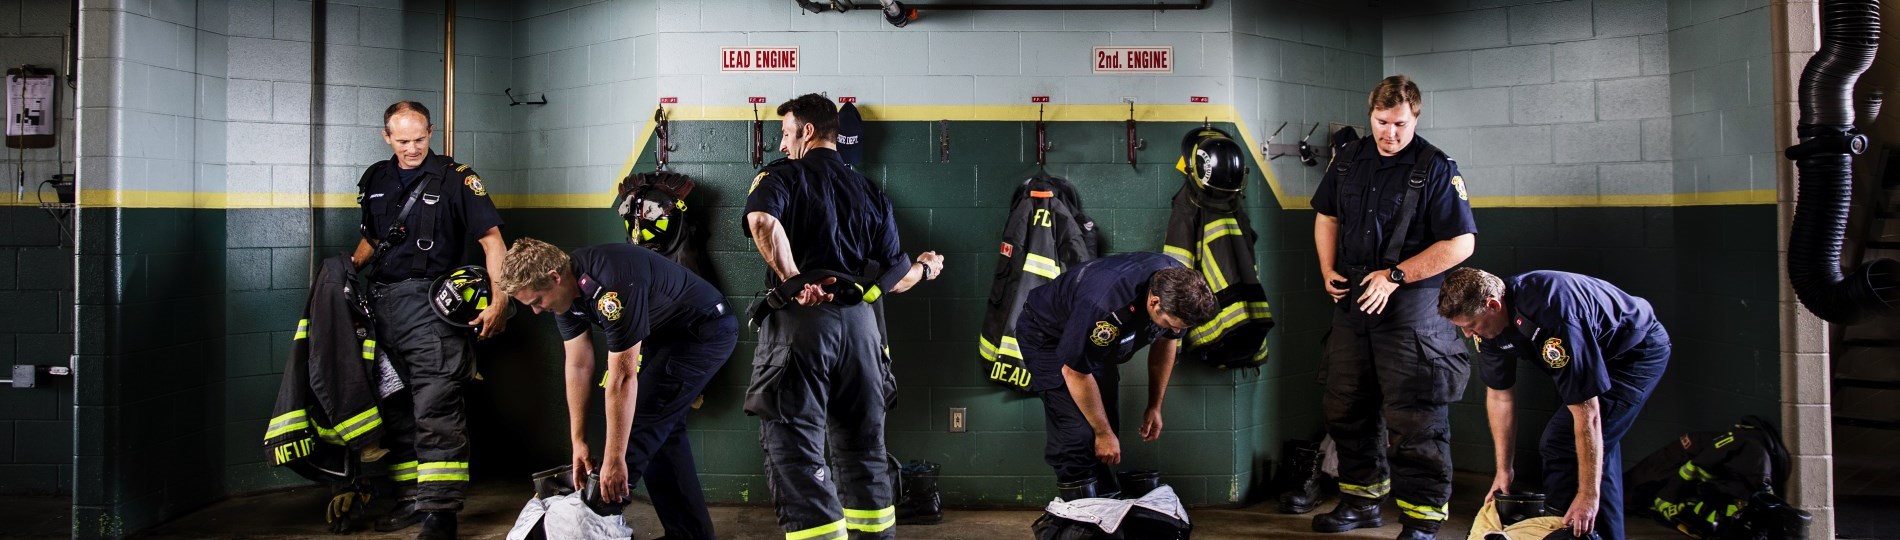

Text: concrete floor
xmin=112 ymin=471 xmax=1683 ymax=540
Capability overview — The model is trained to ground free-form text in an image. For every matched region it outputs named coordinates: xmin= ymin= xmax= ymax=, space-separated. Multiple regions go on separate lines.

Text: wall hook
xmin=653 ymin=105 xmax=673 ymax=170
xmin=504 ymin=88 xmax=547 ymax=106
xmin=750 ymin=101 xmax=766 ymax=168
xmin=1125 ymin=100 xmax=1145 ymax=168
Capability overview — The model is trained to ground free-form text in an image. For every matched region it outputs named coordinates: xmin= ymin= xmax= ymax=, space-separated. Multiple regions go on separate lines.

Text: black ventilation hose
xmin=1787 ymin=0 xmax=1898 ymax=324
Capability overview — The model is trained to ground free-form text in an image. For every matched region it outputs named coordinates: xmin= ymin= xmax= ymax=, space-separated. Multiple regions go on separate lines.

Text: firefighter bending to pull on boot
xmin=351 ymin=101 xmax=508 ymax=540
xmin=498 ymin=238 xmax=737 ymax=540
xmin=1017 ymin=252 xmax=1217 ymax=499
xmin=1439 ymin=268 xmax=1670 ymax=540
xmin=743 ymin=93 xmax=943 ymax=540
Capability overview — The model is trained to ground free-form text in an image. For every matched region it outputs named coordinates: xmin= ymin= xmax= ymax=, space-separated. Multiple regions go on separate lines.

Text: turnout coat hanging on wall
xmin=979 ymin=174 xmax=1100 ymax=392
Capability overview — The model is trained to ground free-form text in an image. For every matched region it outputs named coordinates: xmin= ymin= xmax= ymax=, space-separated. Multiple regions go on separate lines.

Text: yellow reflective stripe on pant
xmin=361 ymin=339 xmax=377 ymax=361
xmin=1396 ymin=499 xmax=1449 ymax=521
xmin=417 ymin=461 xmax=470 ymax=483
xmin=1023 ymin=253 xmax=1062 ymax=280
xmin=333 ymin=407 xmax=382 ymax=443
xmin=294 ymin=319 xmax=310 ymax=340
xmin=264 ymin=409 xmax=310 ymax=440
xmin=389 ymin=460 xmax=419 ymax=482
xmin=1339 ymin=478 xmax=1391 ymax=499
xmin=843 ymin=506 xmax=895 ymax=533
xmin=315 ymin=424 xmax=342 ymax=445
xmin=1678 ymin=462 xmax=1714 ymax=482
xmin=785 ymin=519 xmax=846 ymax=540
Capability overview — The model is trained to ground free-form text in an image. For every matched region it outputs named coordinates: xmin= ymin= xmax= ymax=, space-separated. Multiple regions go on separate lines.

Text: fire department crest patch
xmin=1451 ymin=176 xmax=1469 ymax=201
xmin=749 ymin=172 xmax=768 ymax=194
xmin=1542 ymin=337 xmax=1569 ymax=369
xmin=465 ymin=175 xmax=487 ymax=196
xmin=598 ymin=292 xmax=623 ymax=321
xmin=1090 ymin=321 xmax=1118 ymax=347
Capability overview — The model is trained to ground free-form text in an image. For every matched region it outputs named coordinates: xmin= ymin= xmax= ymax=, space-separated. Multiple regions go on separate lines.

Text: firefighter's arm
xmin=890 ymin=251 xmax=944 ymax=294
xmin=563 ymin=332 xmax=596 ymax=486
xmin=1140 ymin=338 xmax=1177 ymax=442
xmin=599 ymin=343 xmax=641 ymax=503
xmin=351 ymin=238 xmax=374 ymax=269
xmin=1566 ymin=397 xmax=1605 ymax=535
xmin=471 ymin=227 xmax=509 ymax=338
xmin=1484 ymin=386 xmax=1518 ymax=503
xmin=1389 ymin=233 xmax=1474 ymax=285
xmin=1314 ymin=214 xmax=1347 ymax=300
xmin=1062 ymin=364 xmax=1120 ymax=465
xmin=746 ymin=211 xmax=802 ymax=283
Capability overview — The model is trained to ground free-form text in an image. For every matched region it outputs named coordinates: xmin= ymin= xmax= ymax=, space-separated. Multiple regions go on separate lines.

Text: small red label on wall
xmin=659 ymin=97 xmax=678 ymax=104
xmin=1190 ymin=96 xmax=1209 ymax=103
xmin=721 ymin=47 xmax=800 ymax=73
xmin=1094 ymin=47 xmax=1173 ymax=74
xmin=1031 ymin=96 xmax=1050 ymax=103
xmin=749 ymin=97 xmax=768 ymax=104
xmin=839 ymin=96 xmax=857 ymax=104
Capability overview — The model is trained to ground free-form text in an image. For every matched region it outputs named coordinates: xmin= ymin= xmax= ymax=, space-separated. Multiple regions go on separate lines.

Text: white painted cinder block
xmin=1641 ymin=117 xmax=1672 ymax=162
xmin=229 ymin=0 xmax=274 ymax=39
xmin=227 ymin=78 xmax=274 ymax=122
xmin=872 ymin=75 xmax=967 ymax=106
xmin=1021 ymin=31 xmax=1109 ymax=78
xmin=229 ymin=36 xmax=313 ymax=82
xmin=1507 ymin=1 xmax=1593 ymax=45
xmin=1638 ymin=34 xmax=1670 ymax=77
xmin=1552 ymin=120 xmax=1641 ymax=164
xmin=838 ymin=32 xmax=929 ymax=76
xmin=588 ymin=38 xmax=637 ymax=86
xmin=929 ymin=32 xmax=1021 ymax=76
xmin=1156 ymin=2 xmax=1233 ymax=34
xmin=1232 ymin=33 xmax=1279 ymax=81
xmin=1429 ymin=87 xmax=1511 ymax=128
xmin=1553 ymin=38 xmax=1639 ymax=82
xmin=1595 ymin=0 xmax=1668 ymax=38
xmin=792 ymin=76 xmax=885 ymax=106
xmin=1692 ymin=62 xmax=1748 ymax=114
xmin=1428 ymin=8 xmax=1510 ymax=53
xmin=1390 ymin=52 xmax=1470 ymax=91
xmin=1064 ymin=11 xmax=1156 ymax=32
xmin=1110 ymin=32 xmax=1208 ymax=77
xmin=273 ymin=0 xmax=312 ymax=43
xmin=1468 ymin=125 xmax=1553 ymax=166
xmin=655 ymin=32 xmax=743 ymax=77
xmin=1472 ymin=44 xmax=1551 ymax=87
xmin=1510 ymin=82 xmax=1595 ymax=124
xmin=746 ymin=32 xmax=841 ymax=77
xmin=1512 ymin=163 xmax=1596 ymax=196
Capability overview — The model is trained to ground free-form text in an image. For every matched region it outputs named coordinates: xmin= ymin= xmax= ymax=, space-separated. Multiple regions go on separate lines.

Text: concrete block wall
xmin=1383 ymin=0 xmax=1676 ymax=205
xmin=1670 ymin=0 xmax=1778 ymax=199
xmin=508 ymin=0 xmax=652 ymax=203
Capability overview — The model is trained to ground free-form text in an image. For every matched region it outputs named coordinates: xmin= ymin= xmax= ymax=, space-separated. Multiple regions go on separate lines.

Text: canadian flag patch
xmin=1000 ymin=242 xmax=1014 ymax=257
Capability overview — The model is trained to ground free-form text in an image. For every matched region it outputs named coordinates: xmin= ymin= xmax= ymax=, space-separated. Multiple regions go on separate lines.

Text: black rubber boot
xmin=1494 ymin=491 xmax=1551 ymax=526
xmin=1396 ymin=525 xmax=1437 ymax=540
xmin=1057 ymin=477 xmax=1101 ymax=501
xmin=415 ymin=511 xmax=457 ymax=540
xmin=1278 ymin=441 xmax=1326 ymax=514
xmin=1116 ymin=469 xmax=1160 ymax=499
xmin=1313 ymin=496 xmax=1383 ymax=533
xmin=895 ymin=460 xmax=943 ymax=525
xmin=374 ymin=495 xmax=424 ymax=532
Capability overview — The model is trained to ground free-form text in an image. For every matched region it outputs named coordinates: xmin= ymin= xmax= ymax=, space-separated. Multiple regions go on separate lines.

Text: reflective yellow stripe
xmin=1202 ymin=218 xmax=1241 ymax=241
xmin=998 ymin=335 xmax=1023 ymax=359
xmin=1339 ymin=478 xmax=1391 ymax=498
xmin=389 ymin=460 xmax=419 ymax=482
xmin=786 ymin=519 xmax=847 ymax=540
xmin=1198 ymin=219 xmax=1241 ymax=292
xmin=1396 ymin=499 xmax=1449 ymax=521
xmin=361 ymin=339 xmax=377 ymax=361
xmin=1679 ymin=462 xmax=1713 ymax=482
xmin=1163 ymin=245 xmax=1194 ymax=265
xmin=1186 ymin=300 xmax=1274 ymax=347
xmin=862 ymin=284 xmax=883 ymax=304
xmin=417 ymin=461 xmax=470 ymax=483
xmin=294 ymin=319 xmax=309 ymax=340
xmin=1023 ymin=253 xmax=1061 ymax=280
xmin=314 ymin=424 xmax=342 ymax=445
xmin=335 ymin=407 xmax=382 ymax=442
xmin=264 ymin=409 xmax=310 ymax=440
xmin=979 ymin=336 xmax=997 ymax=361
xmin=843 ymin=506 xmax=895 ymax=533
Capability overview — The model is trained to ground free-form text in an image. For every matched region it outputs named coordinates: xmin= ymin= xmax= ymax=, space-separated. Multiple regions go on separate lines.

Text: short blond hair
xmin=1438 ymin=267 xmax=1505 ymax=319
xmin=1368 ymin=75 xmax=1423 ymax=116
xmin=497 ymin=237 xmax=569 ymax=295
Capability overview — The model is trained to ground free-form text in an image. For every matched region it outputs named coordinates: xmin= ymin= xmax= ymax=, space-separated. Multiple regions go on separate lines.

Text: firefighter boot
xmin=1313 ymin=495 xmax=1383 ymax=533
xmin=1396 ymin=525 xmax=1437 ymax=540
xmin=896 ymin=460 xmax=943 ymax=525
xmin=1057 ymin=477 xmax=1102 ymax=501
xmin=415 ymin=512 xmax=457 ymax=540
xmin=1278 ymin=441 xmax=1327 ymax=514
xmin=374 ymin=486 xmax=424 ymax=532
xmin=1493 ymin=492 xmax=1551 ymax=526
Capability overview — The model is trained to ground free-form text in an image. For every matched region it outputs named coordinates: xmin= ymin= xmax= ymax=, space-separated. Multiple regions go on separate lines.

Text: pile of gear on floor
xmin=1033 ymin=469 xmax=1192 ymax=539
xmin=1269 ymin=417 xmax=1813 ymax=540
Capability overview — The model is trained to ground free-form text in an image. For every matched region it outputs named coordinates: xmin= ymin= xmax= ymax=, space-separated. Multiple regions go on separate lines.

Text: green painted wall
xmin=0 ymin=207 xmax=75 ymax=496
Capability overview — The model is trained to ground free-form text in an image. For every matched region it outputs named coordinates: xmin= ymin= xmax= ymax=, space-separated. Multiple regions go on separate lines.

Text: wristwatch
xmin=1386 ymin=267 xmax=1407 ymax=285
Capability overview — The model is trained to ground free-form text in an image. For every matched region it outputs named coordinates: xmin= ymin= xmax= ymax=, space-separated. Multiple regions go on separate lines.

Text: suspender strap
xmin=1381 ymin=141 xmax=1440 ymax=268
xmin=410 ymin=174 xmax=446 ymax=275
xmin=1331 ymin=139 xmax=1361 ymax=271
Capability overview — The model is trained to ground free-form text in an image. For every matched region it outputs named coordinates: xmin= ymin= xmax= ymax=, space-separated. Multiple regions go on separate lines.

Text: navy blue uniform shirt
xmin=1019 ymin=252 xmax=1186 ymax=392
xmin=555 ymin=244 xmax=729 ymax=354
xmin=357 ymin=152 xmax=504 ymax=283
xmin=1477 ymin=271 xmax=1664 ymax=405
xmin=1311 ymin=135 xmax=1478 ymax=288
xmin=743 ymin=148 xmax=910 ymax=293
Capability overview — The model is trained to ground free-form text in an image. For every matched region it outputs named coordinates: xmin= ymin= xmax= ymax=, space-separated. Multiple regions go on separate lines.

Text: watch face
xmin=1389 ymin=269 xmax=1405 ymax=283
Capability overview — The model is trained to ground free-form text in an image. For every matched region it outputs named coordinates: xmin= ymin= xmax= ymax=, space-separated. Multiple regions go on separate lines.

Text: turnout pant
xmin=1039 ymin=367 xmax=1122 ymax=486
xmin=747 ymin=303 xmax=896 ymax=539
xmin=1321 ymin=286 xmax=1470 ymax=530
xmin=1542 ymin=326 xmax=1670 ymax=540
xmin=372 ymin=279 xmax=474 ymax=513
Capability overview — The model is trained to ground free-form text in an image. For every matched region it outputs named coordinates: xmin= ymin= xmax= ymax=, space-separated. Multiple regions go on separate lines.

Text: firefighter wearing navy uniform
xmin=1439 ymin=268 xmax=1670 ymax=540
xmin=743 ymin=93 xmax=942 ymax=540
xmin=498 ymin=238 xmax=735 ymax=540
xmin=1310 ymin=76 xmax=1479 ymax=540
xmin=349 ymin=101 xmax=508 ymax=539
xmin=1016 ymin=252 xmax=1217 ymax=498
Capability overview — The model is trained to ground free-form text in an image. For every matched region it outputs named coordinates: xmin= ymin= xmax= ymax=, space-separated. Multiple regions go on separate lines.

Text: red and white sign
xmin=721 ymin=47 xmax=800 ymax=72
xmin=1031 ymin=96 xmax=1050 ymax=103
xmin=839 ymin=96 xmax=857 ymax=104
xmin=659 ymin=97 xmax=678 ymax=104
xmin=1189 ymin=96 xmax=1209 ymax=103
xmin=748 ymin=97 xmax=768 ymax=104
xmin=1093 ymin=47 xmax=1173 ymax=74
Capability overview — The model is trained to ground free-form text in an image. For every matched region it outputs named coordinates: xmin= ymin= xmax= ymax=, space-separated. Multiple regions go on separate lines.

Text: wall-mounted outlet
xmin=949 ymin=407 xmax=967 ymax=433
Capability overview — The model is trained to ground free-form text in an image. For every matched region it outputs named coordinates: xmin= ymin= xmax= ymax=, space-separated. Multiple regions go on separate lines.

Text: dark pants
xmin=1039 ymin=368 xmax=1122 ymax=485
xmin=1542 ymin=326 xmax=1670 ymax=540
xmin=626 ymin=314 xmax=735 ymax=540
xmin=372 ymin=279 xmax=474 ymax=513
xmin=1321 ymin=286 xmax=1470 ymax=529
xmin=746 ymin=303 xmax=896 ymax=539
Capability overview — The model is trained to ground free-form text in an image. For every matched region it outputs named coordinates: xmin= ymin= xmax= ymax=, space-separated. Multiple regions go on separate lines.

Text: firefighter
xmin=1310 ymin=75 xmax=1479 ymax=540
xmin=497 ymin=238 xmax=735 ymax=540
xmin=1439 ymin=268 xmax=1670 ymax=540
xmin=1016 ymin=252 xmax=1218 ymax=499
xmin=743 ymin=93 xmax=943 ymax=540
xmin=350 ymin=101 xmax=508 ymax=539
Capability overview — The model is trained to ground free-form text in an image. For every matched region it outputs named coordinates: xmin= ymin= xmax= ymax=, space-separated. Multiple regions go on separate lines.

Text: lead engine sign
xmin=1093 ymin=47 xmax=1172 ymax=74
xmin=722 ymin=47 xmax=800 ymax=73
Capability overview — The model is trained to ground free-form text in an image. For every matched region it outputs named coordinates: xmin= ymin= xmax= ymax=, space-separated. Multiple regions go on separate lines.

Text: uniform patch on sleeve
xmin=465 ymin=175 xmax=487 ymax=196
xmin=1090 ymin=321 xmax=1119 ymax=347
xmin=749 ymin=172 xmax=768 ymax=195
xmin=455 ymin=164 xmax=469 ymax=172
xmin=1542 ymin=337 xmax=1569 ymax=369
xmin=999 ymin=242 xmax=1014 ymax=257
xmin=1451 ymin=176 xmax=1469 ymax=201
xmin=598 ymin=291 xmax=623 ymax=321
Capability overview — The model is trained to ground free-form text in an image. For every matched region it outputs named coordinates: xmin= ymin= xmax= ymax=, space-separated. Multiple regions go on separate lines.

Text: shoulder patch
xmin=465 ymin=175 xmax=487 ymax=196
xmin=748 ymin=171 xmax=768 ymax=195
xmin=598 ymin=291 xmax=623 ymax=321
xmin=1542 ymin=337 xmax=1569 ymax=369
xmin=1089 ymin=321 xmax=1119 ymax=347
xmin=1451 ymin=176 xmax=1468 ymax=201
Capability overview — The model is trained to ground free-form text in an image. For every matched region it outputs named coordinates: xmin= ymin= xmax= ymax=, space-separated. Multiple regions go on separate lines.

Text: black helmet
xmin=618 ymin=171 xmax=696 ymax=255
xmin=1188 ymin=136 xmax=1248 ymax=193
xmin=1178 ymin=125 xmax=1234 ymax=162
xmin=429 ymin=265 xmax=509 ymax=328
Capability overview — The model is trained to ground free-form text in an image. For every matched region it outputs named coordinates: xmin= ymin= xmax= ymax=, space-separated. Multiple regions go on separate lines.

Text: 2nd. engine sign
xmin=721 ymin=47 xmax=800 ymax=73
xmin=1094 ymin=47 xmax=1173 ymax=74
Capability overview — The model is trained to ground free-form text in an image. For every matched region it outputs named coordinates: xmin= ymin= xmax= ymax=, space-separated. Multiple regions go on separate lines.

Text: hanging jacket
xmin=979 ymin=174 xmax=1100 ymax=392
xmin=264 ymin=254 xmax=387 ymax=474
xmin=1626 ymin=416 xmax=1789 ymax=538
xmin=1161 ymin=182 xmax=1274 ymax=369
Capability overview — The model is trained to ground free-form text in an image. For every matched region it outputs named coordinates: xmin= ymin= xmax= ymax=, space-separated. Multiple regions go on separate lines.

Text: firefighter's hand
xmin=571 ymin=443 xmax=592 ymax=489
xmin=1564 ymin=493 xmax=1599 ymax=537
xmin=1356 ymin=270 xmax=1400 ymax=314
xmin=794 ymin=277 xmax=836 ymax=306
xmin=1322 ymin=269 xmax=1349 ymax=302
xmin=471 ymin=302 xmax=508 ymax=339
xmin=1486 ymin=470 xmax=1512 ymax=504
xmin=599 ymin=454 xmax=631 ymax=503
xmin=1093 ymin=432 xmax=1121 ymax=466
xmin=325 ymin=489 xmax=369 ymax=533
xmin=1139 ymin=407 xmax=1164 ymax=442
xmin=918 ymin=251 xmax=945 ymax=280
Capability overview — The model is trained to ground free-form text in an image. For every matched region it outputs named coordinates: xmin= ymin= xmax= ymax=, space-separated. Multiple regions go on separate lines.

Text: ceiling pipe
xmin=824 ymin=0 xmax=1208 ymax=11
